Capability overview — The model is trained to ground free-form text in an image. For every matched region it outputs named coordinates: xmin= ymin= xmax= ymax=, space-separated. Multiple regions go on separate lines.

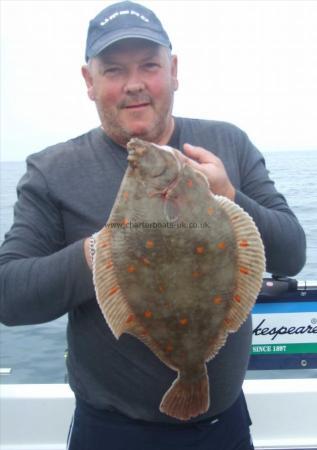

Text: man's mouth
xmin=124 ymin=103 xmax=150 ymax=109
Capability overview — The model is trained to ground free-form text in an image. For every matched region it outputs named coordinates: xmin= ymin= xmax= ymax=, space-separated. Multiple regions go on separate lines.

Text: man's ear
xmin=171 ymin=55 xmax=179 ymax=92
xmin=81 ymin=65 xmax=96 ymax=101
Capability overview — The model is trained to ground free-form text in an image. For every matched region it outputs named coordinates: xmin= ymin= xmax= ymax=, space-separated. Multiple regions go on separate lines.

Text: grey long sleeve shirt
xmin=0 ymin=118 xmax=306 ymax=422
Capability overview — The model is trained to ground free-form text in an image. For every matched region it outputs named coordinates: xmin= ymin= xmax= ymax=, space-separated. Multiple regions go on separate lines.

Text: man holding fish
xmin=0 ymin=1 xmax=306 ymax=449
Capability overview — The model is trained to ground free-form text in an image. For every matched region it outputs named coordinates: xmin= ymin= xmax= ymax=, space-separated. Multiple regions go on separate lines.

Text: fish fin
xmin=159 ymin=366 xmax=209 ymax=421
xmin=93 ymin=226 xmax=133 ymax=339
xmin=215 ymin=195 xmax=265 ymax=332
xmin=205 ymin=332 xmax=228 ymax=362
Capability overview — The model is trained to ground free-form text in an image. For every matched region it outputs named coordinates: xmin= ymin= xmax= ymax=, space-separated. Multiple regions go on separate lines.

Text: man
xmin=0 ymin=1 xmax=306 ymax=449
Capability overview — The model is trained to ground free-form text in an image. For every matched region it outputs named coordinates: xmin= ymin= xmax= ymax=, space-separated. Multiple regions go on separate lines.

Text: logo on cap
xmin=100 ymin=9 xmax=150 ymax=27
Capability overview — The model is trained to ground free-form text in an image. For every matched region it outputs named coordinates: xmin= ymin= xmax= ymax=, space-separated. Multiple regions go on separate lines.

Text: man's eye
xmin=104 ymin=67 xmax=121 ymax=75
xmin=143 ymin=63 xmax=159 ymax=70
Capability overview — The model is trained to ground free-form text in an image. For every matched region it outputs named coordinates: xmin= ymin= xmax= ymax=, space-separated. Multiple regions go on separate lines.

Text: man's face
xmin=82 ymin=39 xmax=178 ymax=146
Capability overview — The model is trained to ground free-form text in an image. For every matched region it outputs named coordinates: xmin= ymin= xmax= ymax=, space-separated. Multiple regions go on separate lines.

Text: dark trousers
xmin=67 ymin=391 xmax=254 ymax=450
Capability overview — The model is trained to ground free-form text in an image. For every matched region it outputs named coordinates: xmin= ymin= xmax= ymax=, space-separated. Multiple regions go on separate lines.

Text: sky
xmin=1 ymin=0 xmax=317 ymax=161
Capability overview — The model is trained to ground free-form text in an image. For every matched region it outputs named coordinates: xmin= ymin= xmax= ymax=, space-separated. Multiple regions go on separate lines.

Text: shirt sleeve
xmin=233 ymin=131 xmax=306 ymax=277
xmin=0 ymin=157 xmax=95 ymax=326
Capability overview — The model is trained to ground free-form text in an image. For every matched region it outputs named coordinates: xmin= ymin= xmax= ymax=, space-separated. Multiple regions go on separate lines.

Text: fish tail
xmin=159 ymin=367 xmax=209 ymax=421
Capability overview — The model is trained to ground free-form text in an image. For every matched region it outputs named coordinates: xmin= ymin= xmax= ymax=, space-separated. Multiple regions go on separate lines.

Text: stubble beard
xmin=97 ymin=95 xmax=175 ymax=147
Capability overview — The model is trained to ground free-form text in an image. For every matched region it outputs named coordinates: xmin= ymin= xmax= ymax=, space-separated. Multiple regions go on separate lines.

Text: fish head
xmin=127 ymin=138 xmax=180 ymax=191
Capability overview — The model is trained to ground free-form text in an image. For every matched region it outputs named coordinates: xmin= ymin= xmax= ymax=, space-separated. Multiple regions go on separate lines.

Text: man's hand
xmin=182 ymin=143 xmax=236 ymax=201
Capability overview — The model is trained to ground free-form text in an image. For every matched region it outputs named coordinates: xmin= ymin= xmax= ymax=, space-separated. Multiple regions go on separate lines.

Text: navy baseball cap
xmin=85 ymin=1 xmax=172 ymax=62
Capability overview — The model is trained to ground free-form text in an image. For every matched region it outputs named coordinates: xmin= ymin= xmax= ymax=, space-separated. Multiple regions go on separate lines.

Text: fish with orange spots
xmin=93 ymin=138 xmax=265 ymax=421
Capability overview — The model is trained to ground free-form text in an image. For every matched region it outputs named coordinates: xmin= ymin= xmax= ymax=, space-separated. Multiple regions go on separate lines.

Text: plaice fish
xmin=93 ymin=138 xmax=265 ymax=421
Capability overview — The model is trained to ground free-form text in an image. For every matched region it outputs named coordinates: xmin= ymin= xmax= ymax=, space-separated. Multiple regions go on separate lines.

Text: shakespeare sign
xmin=251 ymin=302 xmax=317 ymax=355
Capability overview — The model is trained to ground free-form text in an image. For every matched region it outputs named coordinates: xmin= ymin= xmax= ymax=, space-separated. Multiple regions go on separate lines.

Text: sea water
xmin=0 ymin=150 xmax=316 ymax=383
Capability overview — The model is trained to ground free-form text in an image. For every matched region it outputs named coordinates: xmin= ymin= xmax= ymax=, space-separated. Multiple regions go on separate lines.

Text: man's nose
xmin=123 ymin=70 xmax=145 ymax=94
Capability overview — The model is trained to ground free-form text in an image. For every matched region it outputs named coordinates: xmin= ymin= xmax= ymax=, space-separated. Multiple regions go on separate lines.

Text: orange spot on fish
xmin=126 ymin=314 xmax=135 ymax=324
xmin=106 ymin=261 xmax=113 ymax=269
xmin=207 ymin=207 xmax=214 ymax=216
xmin=165 ymin=343 xmax=173 ymax=353
xmin=187 ymin=179 xmax=193 ymax=188
xmin=122 ymin=218 xmax=129 ymax=226
xmin=224 ymin=319 xmax=231 ymax=326
xmin=123 ymin=191 xmax=129 ymax=200
xmin=195 ymin=246 xmax=205 ymax=254
xmin=144 ymin=310 xmax=153 ymax=318
xmin=234 ymin=294 xmax=241 ymax=303
xmin=142 ymin=257 xmax=151 ymax=266
xmin=239 ymin=240 xmax=249 ymax=248
xmin=109 ymin=286 xmax=119 ymax=296
xmin=192 ymin=271 xmax=201 ymax=278
xmin=179 ymin=318 xmax=189 ymax=326
xmin=217 ymin=241 xmax=226 ymax=250
xmin=100 ymin=242 xmax=108 ymax=248
xmin=127 ymin=265 xmax=136 ymax=273
xmin=240 ymin=267 xmax=250 ymax=275
xmin=145 ymin=240 xmax=154 ymax=249
xmin=213 ymin=295 xmax=222 ymax=305
xmin=158 ymin=284 xmax=165 ymax=293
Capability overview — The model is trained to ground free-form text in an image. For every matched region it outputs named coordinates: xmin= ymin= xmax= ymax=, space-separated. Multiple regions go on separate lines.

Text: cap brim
xmin=86 ymin=28 xmax=171 ymax=61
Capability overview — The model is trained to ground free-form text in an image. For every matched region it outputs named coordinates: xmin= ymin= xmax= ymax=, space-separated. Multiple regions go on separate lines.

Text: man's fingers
xmin=183 ymin=143 xmax=216 ymax=164
xmin=180 ymin=143 xmax=235 ymax=201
